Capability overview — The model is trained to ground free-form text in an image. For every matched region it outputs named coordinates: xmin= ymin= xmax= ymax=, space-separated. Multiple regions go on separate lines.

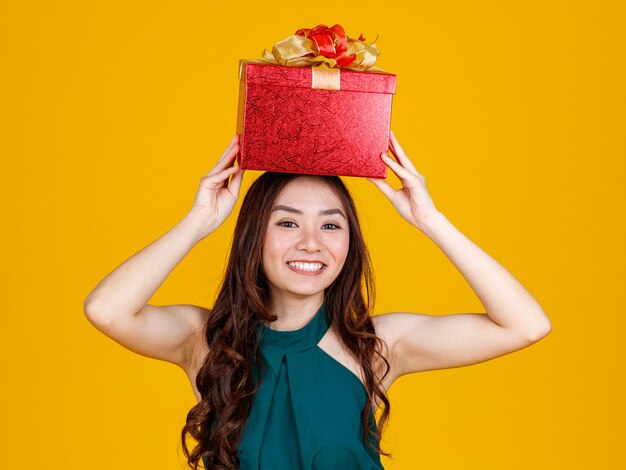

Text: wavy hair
xmin=181 ymin=172 xmax=392 ymax=469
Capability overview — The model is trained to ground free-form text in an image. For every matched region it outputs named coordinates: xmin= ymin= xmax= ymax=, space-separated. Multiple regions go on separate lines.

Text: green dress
xmin=203 ymin=302 xmax=384 ymax=469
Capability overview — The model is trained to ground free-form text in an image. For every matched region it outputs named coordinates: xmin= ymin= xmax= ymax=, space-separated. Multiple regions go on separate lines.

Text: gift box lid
xmin=239 ymin=60 xmax=396 ymax=95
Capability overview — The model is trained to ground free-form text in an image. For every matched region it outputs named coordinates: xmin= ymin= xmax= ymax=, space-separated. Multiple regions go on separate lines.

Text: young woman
xmin=84 ymin=132 xmax=551 ymax=470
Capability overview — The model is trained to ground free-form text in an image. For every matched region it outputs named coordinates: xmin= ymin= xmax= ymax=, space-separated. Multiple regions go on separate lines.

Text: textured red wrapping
xmin=236 ymin=61 xmax=396 ymax=178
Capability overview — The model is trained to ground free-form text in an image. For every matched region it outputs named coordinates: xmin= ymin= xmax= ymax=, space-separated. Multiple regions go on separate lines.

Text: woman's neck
xmin=265 ymin=293 xmax=325 ymax=331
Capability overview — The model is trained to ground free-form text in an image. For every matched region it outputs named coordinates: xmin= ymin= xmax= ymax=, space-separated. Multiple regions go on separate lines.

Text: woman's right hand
xmin=188 ymin=134 xmax=245 ymax=238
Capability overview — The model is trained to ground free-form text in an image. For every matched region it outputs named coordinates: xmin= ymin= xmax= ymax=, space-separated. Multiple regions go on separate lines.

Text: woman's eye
xmin=278 ymin=221 xmax=340 ymax=230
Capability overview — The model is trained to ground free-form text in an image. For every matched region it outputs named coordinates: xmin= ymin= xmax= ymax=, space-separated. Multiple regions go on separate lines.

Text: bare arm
xmin=84 ymin=134 xmax=245 ymax=369
xmin=83 ymin=214 xmax=210 ymax=369
xmin=377 ymin=211 xmax=551 ymax=377
xmin=84 ymin=213 xmax=206 ymax=322
xmin=370 ymin=131 xmax=551 ymax=377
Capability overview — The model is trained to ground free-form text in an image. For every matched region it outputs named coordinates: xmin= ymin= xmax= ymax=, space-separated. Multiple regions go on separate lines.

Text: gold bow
xmin=260 ymin=33 xmax=384 ymax=72
xmin=240 ymin=26 xmax=386 ymax=90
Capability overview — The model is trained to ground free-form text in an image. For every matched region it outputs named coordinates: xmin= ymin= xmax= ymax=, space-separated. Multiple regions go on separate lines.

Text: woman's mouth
xmin=286 ymin=261 xmax=326 ymax=275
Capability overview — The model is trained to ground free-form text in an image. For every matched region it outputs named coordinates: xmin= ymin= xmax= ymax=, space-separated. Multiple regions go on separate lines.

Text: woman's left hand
xmin=368 ymin=130 xmax=440 ymax=229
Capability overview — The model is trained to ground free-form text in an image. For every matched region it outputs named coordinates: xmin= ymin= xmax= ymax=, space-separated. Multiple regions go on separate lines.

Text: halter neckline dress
xmin=203 ymin=302 xmax=384 ymax=469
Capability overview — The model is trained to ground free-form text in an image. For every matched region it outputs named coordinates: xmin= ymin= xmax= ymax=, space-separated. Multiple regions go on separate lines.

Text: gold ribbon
xmin=242 ymin=31 xmax=385 ymax=91
xmin=261 ymin=33 xmax=383 ymax=72
xmin=310 ymin=66 xmax=340 ymax=90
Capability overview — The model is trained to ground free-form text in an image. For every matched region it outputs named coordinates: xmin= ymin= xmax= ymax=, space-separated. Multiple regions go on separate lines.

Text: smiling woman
xmin=179 ymin=170 xmax=392 ymax=469
xmin=260 ymin=178 xmax=351 ymax=330
xmin=84 ymin=138 xmax=393 ymax=468
xmin=84 ymin=132 xmax=551 ymax=470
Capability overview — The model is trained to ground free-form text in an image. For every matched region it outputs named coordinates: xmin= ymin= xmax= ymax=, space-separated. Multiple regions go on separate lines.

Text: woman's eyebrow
xmin=272 ymin=205 xmax=346 ymax=219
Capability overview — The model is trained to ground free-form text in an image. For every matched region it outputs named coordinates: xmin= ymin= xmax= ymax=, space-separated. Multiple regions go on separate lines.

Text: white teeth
xmin=288 ymin=262 xmax=324 ymax=272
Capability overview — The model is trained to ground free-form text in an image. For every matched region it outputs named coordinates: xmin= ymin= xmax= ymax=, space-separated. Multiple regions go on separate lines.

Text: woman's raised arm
xmin=83 ymin=134 xmax=244 ymax=368
xmin=369 ymin=131 xmax=551 ymax=377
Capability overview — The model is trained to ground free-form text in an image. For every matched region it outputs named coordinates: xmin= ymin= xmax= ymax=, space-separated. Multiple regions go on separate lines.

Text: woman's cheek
xmin=264 ymin=230 xmax=294 ymax=265
xmin=268 ymin=231 xmax=292 ymax=253
xmin=329 ymin=235 xmax=350 ymax=259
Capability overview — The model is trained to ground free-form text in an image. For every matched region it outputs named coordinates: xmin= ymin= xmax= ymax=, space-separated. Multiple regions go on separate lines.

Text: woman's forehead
xmin=276 ymin=176 xmax=340 ymax=204
xmin=274 ymin=175 xmax=345 ymax=213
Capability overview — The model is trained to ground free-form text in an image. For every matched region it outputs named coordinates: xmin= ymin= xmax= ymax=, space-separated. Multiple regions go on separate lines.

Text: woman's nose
xmin=296 ymin=227 xmax=322 ymax=252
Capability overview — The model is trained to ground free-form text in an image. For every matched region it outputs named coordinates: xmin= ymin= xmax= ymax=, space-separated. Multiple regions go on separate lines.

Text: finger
xmin=368 ymin=176 xmax=397 ymax=202
xmin=389 ymin=131 xmax=420 ymax=176
xmin=222 ymin=134 xmax=239 ymax=154
xmin=217 ymin=163 xmax=240 ymax=179
xmin=381 ymin=153 xmax=415 ymax=181
xmin=221 ymin=135 xmax=240 ymax=158
xmin=207 ymin=144 xmax=239 ymax=176
xmin=227 ymin=167 xmax=245 ymax=198
xmin=389 ymin=131 xmax=419 ymax=176
xmin=215 ymin=134 xmax=239 ymax=164
xmin=389 ymin=131 xmax=406 ymax=160
xmin=204 ymin=164 xmax=240 ymax=187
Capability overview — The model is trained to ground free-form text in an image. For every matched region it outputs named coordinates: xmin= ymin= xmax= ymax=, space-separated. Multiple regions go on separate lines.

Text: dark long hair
xmin=181 ymin=172 xmax=392 ymax=469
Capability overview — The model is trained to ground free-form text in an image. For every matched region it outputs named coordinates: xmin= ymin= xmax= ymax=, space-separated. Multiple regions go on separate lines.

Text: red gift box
xmin=235 ymin=60 xmax=396 ymax=178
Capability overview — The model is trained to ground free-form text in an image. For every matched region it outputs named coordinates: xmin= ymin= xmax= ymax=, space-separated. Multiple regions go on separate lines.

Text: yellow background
xmin=2 ymin=1 xmax=624 ymax=468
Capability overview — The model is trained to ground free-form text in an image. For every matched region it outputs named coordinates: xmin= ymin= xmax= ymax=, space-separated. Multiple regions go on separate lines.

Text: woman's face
xmin=262 ymin=176 xmax=350 ymax=300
